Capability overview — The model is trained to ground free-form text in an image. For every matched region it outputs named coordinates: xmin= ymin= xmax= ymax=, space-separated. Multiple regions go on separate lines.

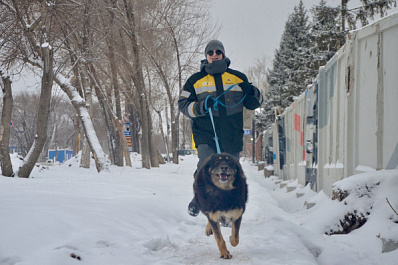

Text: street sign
xmin=244 ymin=129 xmax=251 ymax=135
xmin=123 ymin=113 xmax=130 ymax=123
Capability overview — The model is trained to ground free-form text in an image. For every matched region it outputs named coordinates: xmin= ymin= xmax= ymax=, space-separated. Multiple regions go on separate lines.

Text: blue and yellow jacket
xmin=178 ymin=67 xmax=263 ymax=153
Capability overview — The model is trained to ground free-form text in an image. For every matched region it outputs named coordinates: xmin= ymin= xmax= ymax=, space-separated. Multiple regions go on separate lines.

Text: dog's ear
xmin=195 ymin=155 xmax=213 ymax=179
xmin=203 ymin=155 xmax=212 ymax=165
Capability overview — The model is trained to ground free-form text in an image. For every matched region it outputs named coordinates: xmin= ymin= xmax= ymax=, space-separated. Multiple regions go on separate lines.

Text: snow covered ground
xmin=1 ymin=153 xmax=397 ymax=265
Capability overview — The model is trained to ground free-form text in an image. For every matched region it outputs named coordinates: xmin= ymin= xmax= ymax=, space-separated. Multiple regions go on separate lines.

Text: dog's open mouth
xmin=216 ymin=173 xmax=230 ymax=182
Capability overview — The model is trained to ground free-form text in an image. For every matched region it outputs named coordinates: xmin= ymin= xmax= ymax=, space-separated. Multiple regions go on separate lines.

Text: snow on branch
xmin=0 ymin=0 xmax=16 ymax=13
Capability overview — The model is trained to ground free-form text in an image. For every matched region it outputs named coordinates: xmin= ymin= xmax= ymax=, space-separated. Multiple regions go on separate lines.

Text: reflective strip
xmin=196 ymin=86 xmax=216 ymax=94
xmin=188 ymin=102 xmax=196 ymax=117
xmin=180 ymin=90 xmax=190 ymax=98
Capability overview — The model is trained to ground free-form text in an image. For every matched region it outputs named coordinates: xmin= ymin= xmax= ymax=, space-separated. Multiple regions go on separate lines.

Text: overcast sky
xmin=210 ymin=0 xmax=398 ymax=71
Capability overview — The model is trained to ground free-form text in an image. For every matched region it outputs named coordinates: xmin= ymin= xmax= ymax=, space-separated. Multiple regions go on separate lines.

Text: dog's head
xmin=202 ymin=153 xmax=244 ymax=190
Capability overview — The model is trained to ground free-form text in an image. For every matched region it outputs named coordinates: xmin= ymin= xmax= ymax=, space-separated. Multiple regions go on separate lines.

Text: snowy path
xmin=1 ymin=155 xmax=397 ymax=264
xmin=148 ymin=158 xmax=320 ymax=265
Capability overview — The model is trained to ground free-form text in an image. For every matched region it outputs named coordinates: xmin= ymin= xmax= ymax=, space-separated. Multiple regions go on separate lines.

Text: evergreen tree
xmin=259 ymin=0 xmax=396 ymax=129
xmin=263 ymin=0 xmax=313 ymax=126
xmin=282 ymin=1 xmax=314 ymax=101
xmin=341 ymin=0 xmax=397 ymax=30
xmin=310 ymin=0 xmax=345 ymax=70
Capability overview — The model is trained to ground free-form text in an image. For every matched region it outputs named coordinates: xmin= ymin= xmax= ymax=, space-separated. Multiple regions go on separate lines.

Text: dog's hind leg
xmin=229 ymin=216 xmax=242 ymax=247
xmin=208 ymin=219 xmax=232 ymax=259
xmin=205 ymin=221 xmax=213 ymax=236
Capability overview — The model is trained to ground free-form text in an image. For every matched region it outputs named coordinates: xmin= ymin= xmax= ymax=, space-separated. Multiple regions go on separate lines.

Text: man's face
xmin=206 ymin=50 xmax=223 ymax=63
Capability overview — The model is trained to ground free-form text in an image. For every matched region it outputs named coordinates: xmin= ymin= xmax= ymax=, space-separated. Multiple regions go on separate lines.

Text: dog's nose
xmin=221 ymin=164 xmax=228 ymax=172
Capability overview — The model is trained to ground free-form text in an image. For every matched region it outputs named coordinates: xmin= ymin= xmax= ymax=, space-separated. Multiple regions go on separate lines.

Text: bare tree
xmin=105 ymin=33 xmax=124 ymax=166
xmin=143 ymin=0 xmax=219 ymax=163
xmin=116 ymin=0 xmax=156 ymax=169
xmin=246 ymin=56 xmax=270 ymax=95
xmin=4 ymin=0 xmax=55 ymax=178
xmin=87 ymin=63 xmax=132 ymax=167
xmin=1 ymin=0 xmax=221 ymax=172
xmin=0 ymin=0 xmax=109 ymax=173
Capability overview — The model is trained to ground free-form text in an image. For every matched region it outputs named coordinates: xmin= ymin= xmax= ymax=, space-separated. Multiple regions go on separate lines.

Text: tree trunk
xmin=117 ymin=40 xmax=141 ymax=155
xmin=341 ymin=0 xmax=348 ymax=32
xmin=79 ymin=68 xmax=92 ymax=168
xmin=80 ymin=138 xmax=91 ymax=168
xmin=141 ymin=42 xmax=178 ymax=164
xmin=171 ymin=114 xmax=179 ymax=164
xmin=143 ymin=65 xmax=159 ymax=167
xmin=54 ymin=75 xmax=109 ymax=172
xmin=128 ymin=102 xmax=140 ymax=153
xmin=123 ymin=0 xmax=151 ymax=169
xmin=107 ymin=42 xmax=124 ymax=166
xmin=156 ymin=109 xmax=168 ymax=160
xmin=87 ymin=64 xmax=132 ymax=167
xmin=17 ymin=45 xmax=54 ymax=178
xmin=99 ymin=98 xmax=116 ymax=164
xmin=0 ymin=72 xmax=14 ymax=177
xmin=115 ymin=118 xmax=132 ymax=167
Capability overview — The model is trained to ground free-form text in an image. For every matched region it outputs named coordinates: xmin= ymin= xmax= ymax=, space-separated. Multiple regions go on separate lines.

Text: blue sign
xmin=48 ymin=149 xmax=73 ymax=163
xmin=124 ymin=131 xmax=131 ymax=136
xmin=244 ymin=129 xmax=251 ymax=135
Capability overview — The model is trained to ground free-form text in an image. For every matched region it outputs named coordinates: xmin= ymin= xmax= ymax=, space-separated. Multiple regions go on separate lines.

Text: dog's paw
xmin=205 ymin=227 xmax=213 ymax=236
xmin=205 ymin=222 xmax=213 ymax=236
xmin=220 ymin=251 xmax=232 ymax=259
xmin=229 ymin=235 xmax=239 ymax=247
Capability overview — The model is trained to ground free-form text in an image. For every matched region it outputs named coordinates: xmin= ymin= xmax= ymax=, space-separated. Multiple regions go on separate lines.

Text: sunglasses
xmin=207 ymin=50 xmax=223 ymax=56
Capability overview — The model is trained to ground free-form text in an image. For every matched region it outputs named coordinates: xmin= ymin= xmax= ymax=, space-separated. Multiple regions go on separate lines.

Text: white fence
xmin=266 ymin=12 xmax=398 ymax=196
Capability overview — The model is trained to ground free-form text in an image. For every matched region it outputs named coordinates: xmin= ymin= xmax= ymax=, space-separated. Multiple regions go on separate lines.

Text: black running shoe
xmin=188 ymin=198 xmax=199 ymax=217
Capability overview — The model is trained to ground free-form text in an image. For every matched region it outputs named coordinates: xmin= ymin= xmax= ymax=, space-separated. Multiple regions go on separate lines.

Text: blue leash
xmin=205 ymin=84 xmax=246 ymax=154
xmin=208 ymin=108 xmax=221 ymax=154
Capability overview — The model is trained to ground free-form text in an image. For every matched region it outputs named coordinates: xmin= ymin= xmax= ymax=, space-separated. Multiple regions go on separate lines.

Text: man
xmin=178 ymin=40 xmax=263 ymax=216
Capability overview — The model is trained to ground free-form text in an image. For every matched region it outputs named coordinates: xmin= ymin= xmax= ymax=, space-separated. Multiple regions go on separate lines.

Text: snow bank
xmin=0 ymin=154 xmax=397 ymax=264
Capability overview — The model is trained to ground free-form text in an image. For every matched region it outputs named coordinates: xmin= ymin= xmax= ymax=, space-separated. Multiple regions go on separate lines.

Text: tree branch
xmin=386 ymin=197 xmax=398 ymax=216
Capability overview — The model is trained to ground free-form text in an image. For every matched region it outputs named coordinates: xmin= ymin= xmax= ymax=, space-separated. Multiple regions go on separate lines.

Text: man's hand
xmin=239 ymin=82 xmax=255 ymax=95
xmin=203 ymin=96 xmax=215 ymax=113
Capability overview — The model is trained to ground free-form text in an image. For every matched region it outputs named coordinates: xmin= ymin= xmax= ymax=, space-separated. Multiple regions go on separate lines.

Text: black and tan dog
xmin=193 ymin=153 xmax=248 ymax=259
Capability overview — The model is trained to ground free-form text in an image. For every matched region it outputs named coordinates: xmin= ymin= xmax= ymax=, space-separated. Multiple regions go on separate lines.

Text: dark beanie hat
xmin=204 ymin=40 xmax=225 ymax=57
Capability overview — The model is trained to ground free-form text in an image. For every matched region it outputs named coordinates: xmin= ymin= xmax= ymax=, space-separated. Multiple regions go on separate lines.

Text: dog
xmin=193 ymin=153 xmax=248 ymax=259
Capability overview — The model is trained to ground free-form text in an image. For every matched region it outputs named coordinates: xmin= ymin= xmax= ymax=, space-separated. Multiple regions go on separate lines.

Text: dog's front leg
xmin=230 ymin=216 xmax=242 ymax=247
xmin=208 ymin=219 xmax=232 ymax=259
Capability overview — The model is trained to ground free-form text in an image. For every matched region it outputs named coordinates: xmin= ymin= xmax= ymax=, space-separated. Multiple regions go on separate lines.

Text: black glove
xmin=203 ymin=96 xmax=215 ymax=113
xmin=239 ymin=82 xmax=255 ymax=95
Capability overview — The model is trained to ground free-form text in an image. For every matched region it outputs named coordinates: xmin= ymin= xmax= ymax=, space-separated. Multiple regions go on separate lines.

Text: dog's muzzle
xmin=216 ymin=172 xmax=230 ymax=182
xmin=215 ymin=162 xmax=231 ymax=183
